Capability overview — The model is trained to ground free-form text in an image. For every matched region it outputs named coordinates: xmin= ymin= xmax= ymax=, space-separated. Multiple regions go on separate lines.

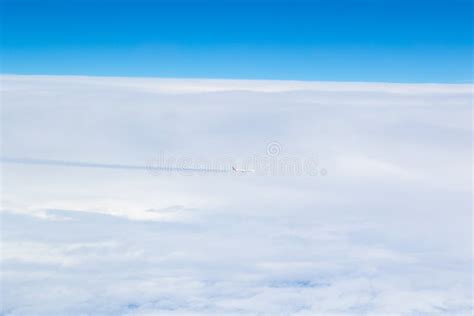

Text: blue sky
xmin=1 ymin=0 xmax=473 ymax=82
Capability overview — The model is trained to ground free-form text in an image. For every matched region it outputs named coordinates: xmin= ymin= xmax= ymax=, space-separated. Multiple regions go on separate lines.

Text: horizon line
xmin=1 ymin=73 xmax=473 ymax=86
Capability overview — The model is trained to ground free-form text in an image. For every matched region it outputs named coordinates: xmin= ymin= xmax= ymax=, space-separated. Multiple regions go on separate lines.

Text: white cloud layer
xmin=1 ymin=75 xmax=472 ymax=315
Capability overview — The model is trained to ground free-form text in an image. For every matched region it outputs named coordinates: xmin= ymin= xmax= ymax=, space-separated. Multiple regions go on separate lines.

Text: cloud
xmin=1 ymin=75 xmax=472 ymax=315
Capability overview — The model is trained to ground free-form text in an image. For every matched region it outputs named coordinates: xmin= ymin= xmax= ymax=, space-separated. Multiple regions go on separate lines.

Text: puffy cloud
xmin=1 ymin=75 xmax=472 ymax=315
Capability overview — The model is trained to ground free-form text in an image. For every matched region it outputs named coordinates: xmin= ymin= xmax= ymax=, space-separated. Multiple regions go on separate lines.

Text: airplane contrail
xmin=0 ymin=157 xmax=229 ymax=173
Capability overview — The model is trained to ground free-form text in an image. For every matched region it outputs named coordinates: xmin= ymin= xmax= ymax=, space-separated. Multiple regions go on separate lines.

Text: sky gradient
xmin=1 ymin=0 xmax=472 ymax=82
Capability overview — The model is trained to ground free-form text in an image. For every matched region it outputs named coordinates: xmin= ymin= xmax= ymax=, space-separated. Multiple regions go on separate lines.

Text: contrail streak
xmin=0 ymin=157 xmax=229 ymax=173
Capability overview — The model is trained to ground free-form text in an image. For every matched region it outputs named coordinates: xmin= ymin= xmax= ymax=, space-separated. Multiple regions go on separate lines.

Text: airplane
xmin=232 ymin=166 xmax=255 ymax=173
